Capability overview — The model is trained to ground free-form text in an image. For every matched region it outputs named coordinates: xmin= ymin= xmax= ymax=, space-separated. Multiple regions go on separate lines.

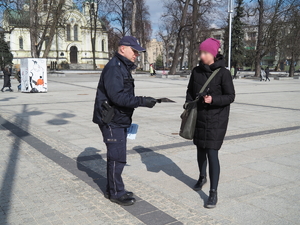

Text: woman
xmin=1 ymin=67 xmax=13 ymax=92
xmin=185 ymin=38 xmax=235 ymax=208
xmin=149 ymin=64 xmax=154 ymax=76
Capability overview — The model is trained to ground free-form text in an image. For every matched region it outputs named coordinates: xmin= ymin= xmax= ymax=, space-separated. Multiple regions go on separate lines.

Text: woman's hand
xmin=204 ymin=95 xmax=212 ymax=104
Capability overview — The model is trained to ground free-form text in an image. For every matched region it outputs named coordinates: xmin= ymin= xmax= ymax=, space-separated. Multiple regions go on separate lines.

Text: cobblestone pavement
xmin=0 ymin=74 xmax=299 ymax=225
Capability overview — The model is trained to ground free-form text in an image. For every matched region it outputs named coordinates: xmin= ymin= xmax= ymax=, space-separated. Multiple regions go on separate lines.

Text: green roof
xmin=4 ymin=9 xmax=30 ymax=27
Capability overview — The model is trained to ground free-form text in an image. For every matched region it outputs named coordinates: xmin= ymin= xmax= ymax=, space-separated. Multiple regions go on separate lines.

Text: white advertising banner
xmin=21 ymin=58 xmax=47 ymax=93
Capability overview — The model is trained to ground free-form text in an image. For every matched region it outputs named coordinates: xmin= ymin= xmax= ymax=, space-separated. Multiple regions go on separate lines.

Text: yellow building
xmin=146 ymin=39 xmax=163 ymax=66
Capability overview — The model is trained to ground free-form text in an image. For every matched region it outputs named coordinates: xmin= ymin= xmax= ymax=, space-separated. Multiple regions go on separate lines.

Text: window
xmin=19 ymin=37 xmax=23 ymax=50
xmin=102 ymin=39 xmax=105 ymax=52
xmin=74 ymin=25 xmax=78 ymax=41
xmin=67 ymin=24 xmax=71 ymax=41
xmin=43 ymin=0 xmax=48 ymax=11
xmin=248 ymin=32 xmax=257 ymax=39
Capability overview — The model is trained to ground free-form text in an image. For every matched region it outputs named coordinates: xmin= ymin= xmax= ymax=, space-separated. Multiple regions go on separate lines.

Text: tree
xmin=0 ymin=37 xmax=13 ymax=68
xmin=165 ymin=0 xmax=191 ymax=75
xmin=157 ymin=17 xmax=176 ymax=68
xmin=104 ymin=0 xmax=151 ymax=69
xmin=253 ymin=0 xmax=265 ymax=76
xmin=134 ymin=0 xmax=152 ymax=69
xmin=187 ymin=0 xmax=215 ymax=69
xmin=131 ymin=0 xmax=136 ymax=36
xmin=106 ymin=0 xmax=131 ymax=36
xmin=42 ymin=0 xmax=65 ymax=58
xmin=86 ymin=0 xmax=102 ymax=69
xmin=155 ymin=54 xmax=163 ymax=68
xmin=0 ymin=0 xmax=20 ymax=33
xmin=231 ymin=0 xmax=245 ymax=67
xmin=244 ymin=48 xmax=256 ymax=69
xmin=160 ymin=0 xmax=220 ymax=72
xmin=223 ymin=0 xmax=246 ymax=68
xmin=247 ymin=0 xmax=292 ymax=76
xmin=75 ymin=0 xmax=110 ymax=69
xmin=121 ymin=0 xmax=151 ymax=69
xmin=285 ymin=3 xmax=300 ymax=77
xmin=28 ymin=0 xmax=68 ymax=58
xmin=101 ymin=16 xmax=120 ymax=58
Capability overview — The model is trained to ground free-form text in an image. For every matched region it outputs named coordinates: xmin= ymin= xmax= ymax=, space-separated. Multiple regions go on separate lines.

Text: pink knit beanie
xmin=199 ymin=38 xmax=221 ymax=57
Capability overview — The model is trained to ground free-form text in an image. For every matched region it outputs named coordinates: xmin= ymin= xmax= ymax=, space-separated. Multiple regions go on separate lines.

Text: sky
xmin=146 ymin=0 xmax=228 ymax=38
xmin=147 ymin=0 xmax=165 ymax=38
xmin=146 ymin=0 xmax=254 ymax=38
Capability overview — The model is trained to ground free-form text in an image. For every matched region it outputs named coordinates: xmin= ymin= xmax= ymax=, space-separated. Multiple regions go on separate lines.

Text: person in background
xmin=260 ymin=67 xmax=265 ymax=81
xmin=1 ymin=67 xmax=13 ymax=92
xmin=15 ymin=69 xmax=21 ymax=91
xmin=185 ymin=38 xmax=235 ymax=208
xmin=233 ymin=66 xmax=238 ymax=79
xmin=265 ymin=66 xmax=270 ymax=81
xmin=230 ymin=65 xmax=235 ymax=79
xmin=93 ymin=36 xmax=157 ymax=206
xmin=150 ymin=63 xmax=154 ymax=76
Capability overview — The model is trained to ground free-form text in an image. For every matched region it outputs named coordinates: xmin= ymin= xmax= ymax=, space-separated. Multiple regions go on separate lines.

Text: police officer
xmin=93 ymin=36 xmax=157 ymax=206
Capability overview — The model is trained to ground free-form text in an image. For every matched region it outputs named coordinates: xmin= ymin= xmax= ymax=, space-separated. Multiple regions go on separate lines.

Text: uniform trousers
xmin=99 ymin=125 xmax=127 ymax=199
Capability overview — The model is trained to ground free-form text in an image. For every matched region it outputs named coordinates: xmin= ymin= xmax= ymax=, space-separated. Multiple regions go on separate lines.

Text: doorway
xmin=70 ymin=46 xmax=78 ymax=64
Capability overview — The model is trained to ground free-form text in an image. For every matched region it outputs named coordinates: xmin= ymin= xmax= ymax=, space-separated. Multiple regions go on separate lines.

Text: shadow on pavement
xmin=47 ymin=112 xmax=76 ymax=126
xmin=134 ymin=146 xmax=208 ymax=206
xmin=47 ymin=119 xmax=69 ymax=125
xmin=76 ymin=147 xmax=107 ymax=195
xmin=0 ymin=97 xmax=17 ymax=101
xmin=0 ymin=105 xmax=44 ymax=223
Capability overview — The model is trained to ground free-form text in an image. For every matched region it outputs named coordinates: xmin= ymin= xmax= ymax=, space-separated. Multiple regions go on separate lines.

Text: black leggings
xmin=197 ymin=147 xmax=220 ymax=190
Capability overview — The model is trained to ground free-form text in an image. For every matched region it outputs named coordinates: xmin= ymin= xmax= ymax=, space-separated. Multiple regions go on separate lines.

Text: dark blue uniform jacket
xmin=93 ymin=52 xmax=142 ymax=128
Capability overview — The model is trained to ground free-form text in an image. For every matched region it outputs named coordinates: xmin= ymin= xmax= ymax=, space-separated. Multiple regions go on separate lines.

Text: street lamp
xmin=228 ymin=0 xmax=234 ymax=69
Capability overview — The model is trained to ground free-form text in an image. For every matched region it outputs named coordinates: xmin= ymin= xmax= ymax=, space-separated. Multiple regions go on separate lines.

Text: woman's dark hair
xmin=214 ymin=53 xmax=222 ymax=61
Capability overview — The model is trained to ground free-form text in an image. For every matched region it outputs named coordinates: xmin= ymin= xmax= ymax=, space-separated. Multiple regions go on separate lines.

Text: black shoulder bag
xmin=179 ymin=68 xmax=220 ymax=140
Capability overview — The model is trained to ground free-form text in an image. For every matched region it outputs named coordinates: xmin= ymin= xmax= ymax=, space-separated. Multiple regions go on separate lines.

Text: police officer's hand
xmin=142 ymin=97 xmax=157 ymax=108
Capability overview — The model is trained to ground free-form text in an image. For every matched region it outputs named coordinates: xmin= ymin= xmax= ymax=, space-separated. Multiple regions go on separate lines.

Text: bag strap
xmin=199 ymin=68 xmax=221 ymax=94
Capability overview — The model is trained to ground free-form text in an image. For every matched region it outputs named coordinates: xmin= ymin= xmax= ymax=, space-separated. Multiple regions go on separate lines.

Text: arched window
xmin=43 ymin=0 xmax=48 ymax=11
xmin=19 ymin=37 xmax=23 ymax=50
xmin=67 ymin=24 xmax=71 ymax=41
xmin=102 ymin=39 xmax=105 ymax=52
xmin=74 ymin=25 xmax=78 ymax=41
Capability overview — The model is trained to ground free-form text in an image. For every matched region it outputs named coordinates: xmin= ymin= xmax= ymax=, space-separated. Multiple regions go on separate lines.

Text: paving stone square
xmin=0 ymin=74 xmax=299 ymax=225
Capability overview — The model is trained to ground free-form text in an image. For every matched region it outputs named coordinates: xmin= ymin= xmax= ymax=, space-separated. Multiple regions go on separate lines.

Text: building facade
xmin=146 ymin=39 xmax=163 ymax=65
xmin=2 ymin=0 xmax=109 ymax=69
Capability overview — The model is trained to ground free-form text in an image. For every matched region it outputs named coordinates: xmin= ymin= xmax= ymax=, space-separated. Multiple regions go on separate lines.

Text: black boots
xmin=206 ymin=189 xmax=218 ymax=208
xmin=193 ymin=176 xmax=207 ymax=191
xmin=104 ymin=191 xmax=133 ymax=199
xmin=1 ymin=88 xmax=13 ymax=92
xmin=110 ymin=193 xmax=136 ymax=206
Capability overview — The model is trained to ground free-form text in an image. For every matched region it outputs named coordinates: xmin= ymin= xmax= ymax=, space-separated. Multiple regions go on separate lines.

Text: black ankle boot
xmin=206 ymin=189 xmax=217 ymax=208
xmin=1 ymin=88 xmax=3 ymax=92
xmin=193 ymin=176 xmax=207 ymax=191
